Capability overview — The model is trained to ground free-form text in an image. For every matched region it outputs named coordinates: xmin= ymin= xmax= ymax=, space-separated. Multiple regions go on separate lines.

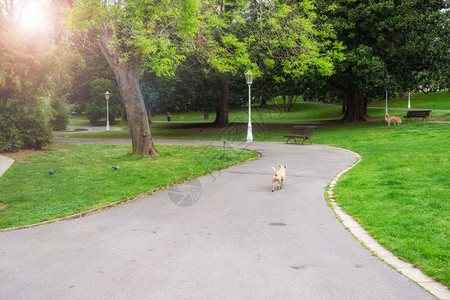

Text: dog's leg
xmin=272 ymin=180 xmax=275 ymax=192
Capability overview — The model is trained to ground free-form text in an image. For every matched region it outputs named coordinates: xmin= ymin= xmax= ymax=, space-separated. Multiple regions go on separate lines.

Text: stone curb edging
xmin=0 ymin=155 xmax=14 ymax=177
xmin=327 ymin=147 xmax=450 ymax=300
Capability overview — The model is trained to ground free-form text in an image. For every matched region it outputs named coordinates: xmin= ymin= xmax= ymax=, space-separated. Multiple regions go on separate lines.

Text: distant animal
xmin=112 ymin=166 xmax=120 ymax=171
xmin=272 ymin=165 xmax=287 ymax=192
xmin=45 ymin=169 xmax=57 ymax=175
xmin=385 ymin=114 xmax=402 ymax=126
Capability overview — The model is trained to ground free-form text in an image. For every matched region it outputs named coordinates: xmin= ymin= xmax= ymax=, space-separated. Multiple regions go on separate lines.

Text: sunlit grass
xmin=370 ymin=90 xmax=450 ymax=110
xmin=0 ymin=143 xmax=257 ymax=229
xmin=317 ymin=122 xmax=449 ymax=286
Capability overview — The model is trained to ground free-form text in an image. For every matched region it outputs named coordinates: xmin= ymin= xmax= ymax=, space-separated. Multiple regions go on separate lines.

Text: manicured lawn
xmin=370 ymin=90 xmax=450 ymax=110
xmin=0 ymin=143 xmax=257 ymax=229
xmin=317 ymin=122 xmax=449 ymax=286
xmin=151 ymin=102 xmax=344 ymax=123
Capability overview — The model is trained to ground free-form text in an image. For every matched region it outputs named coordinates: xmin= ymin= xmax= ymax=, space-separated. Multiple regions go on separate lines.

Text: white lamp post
xmin=385 ymin=75 xmax=391 ymax=117
xmin=105 ymin=91 xmax=110 ymax=131
xmin=245 ymin=70 xmax=253 ymax=142
xmin=408 ymin=89 xmax=411 ymax=109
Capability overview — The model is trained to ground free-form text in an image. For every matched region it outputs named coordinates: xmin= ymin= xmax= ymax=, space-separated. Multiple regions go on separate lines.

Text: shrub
xmin=49 ymin=97 xmax=69 ymax=131
xmin=0 ymin=97 xmax=53 ymax=152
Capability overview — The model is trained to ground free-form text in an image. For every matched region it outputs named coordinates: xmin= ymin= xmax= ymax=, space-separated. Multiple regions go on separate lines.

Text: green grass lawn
xmin=370 ymin=90 xmax=450 ymax=110
xmin=315 ymin=122 xmax=449 ymax=286
xmin=151 ymin=102 xmax=344 ymax=123
xmin=0 ymin=143 xmax=257 ymax=229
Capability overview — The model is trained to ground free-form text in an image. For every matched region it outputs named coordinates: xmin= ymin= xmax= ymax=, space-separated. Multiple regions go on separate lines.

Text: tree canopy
xmin=70 ymin=0 xmax=199 ymax=155
xmin=320 ymin=0 xmax=449 ymax=121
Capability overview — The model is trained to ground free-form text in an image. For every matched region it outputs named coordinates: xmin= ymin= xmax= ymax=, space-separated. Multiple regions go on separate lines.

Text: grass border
xmin=324 ymin=146 xmax=450 ymax=299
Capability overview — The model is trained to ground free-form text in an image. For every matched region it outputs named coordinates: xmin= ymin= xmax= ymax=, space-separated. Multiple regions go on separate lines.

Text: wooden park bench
xmin=403 ymin=110 xmax=432 ymax=122
xmin=284 ymin=126 xmax=318 ymax=144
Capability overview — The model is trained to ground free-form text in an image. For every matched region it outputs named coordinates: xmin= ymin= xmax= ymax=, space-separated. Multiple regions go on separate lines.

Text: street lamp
xmin=245 ymin=70 xmax=253 ymax=142
xmin=385 ymin=75 xmax=391 ymax=117
xmin=408 ymin=89 xmax=411 ymax=109
xmin=105 ymin=91 xmax=110 ymax=131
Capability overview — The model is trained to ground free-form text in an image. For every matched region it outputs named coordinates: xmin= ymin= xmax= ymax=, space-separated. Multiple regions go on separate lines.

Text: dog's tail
xmin=272 ymin=167 xmax=278 ymax=175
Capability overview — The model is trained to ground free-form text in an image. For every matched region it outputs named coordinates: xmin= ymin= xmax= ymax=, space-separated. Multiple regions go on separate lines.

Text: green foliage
xmin=70 ymin=0 xmax=199 ymax=77
xmin=86 ymin=78 xmax=122 ymax=125
xmin=49 ymin=97 xmax=69 ymax=131
xmin=323 ymin=0 xmax=448 ymax=95
xmin=0 ymin=97 xmax=53 ymax=152
xmin=0 ymin=20 xmax=54 ymax=152
xmin=0 ymin=0 xmax=80 ymax=151
xmin=66 ymin=34 xmax=114 ymax=113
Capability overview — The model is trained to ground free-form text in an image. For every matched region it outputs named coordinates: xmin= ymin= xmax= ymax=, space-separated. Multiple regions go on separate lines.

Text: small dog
xmin=272 ymin=165 xmax=287 ymax=192
xmin=385 ymin=114 xmax=402 ymax=126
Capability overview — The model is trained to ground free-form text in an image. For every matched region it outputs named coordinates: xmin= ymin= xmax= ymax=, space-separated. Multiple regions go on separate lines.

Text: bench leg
xmin=302 ymin=137 xmax=312 ymax=145
xmin=286 ymin=138 xmax=298 ymax=144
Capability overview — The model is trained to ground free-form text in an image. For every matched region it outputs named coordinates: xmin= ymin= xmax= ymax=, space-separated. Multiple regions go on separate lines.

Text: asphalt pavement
xmin=0 ymin=140 xmax=445 ymax=299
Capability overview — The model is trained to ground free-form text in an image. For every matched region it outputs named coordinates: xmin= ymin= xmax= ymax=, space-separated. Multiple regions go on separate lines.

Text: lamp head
xmin=245 ymin=70 xmax=253 ymax=85
xmin=105 ymin=91 xmax=110 ymax=100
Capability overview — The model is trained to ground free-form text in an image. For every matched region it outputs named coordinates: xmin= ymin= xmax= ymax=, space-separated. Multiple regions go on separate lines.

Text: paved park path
xmin=0 ymin=139 xmax=443 ymax=299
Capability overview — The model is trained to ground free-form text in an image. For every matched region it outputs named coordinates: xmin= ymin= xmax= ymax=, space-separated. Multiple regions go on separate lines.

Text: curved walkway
xmin=0 ymin=140 xmax=446 ymax=299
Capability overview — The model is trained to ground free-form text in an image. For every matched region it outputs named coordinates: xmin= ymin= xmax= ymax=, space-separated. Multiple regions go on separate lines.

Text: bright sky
xmin=17 ymin=0 xmax=50 ymax=31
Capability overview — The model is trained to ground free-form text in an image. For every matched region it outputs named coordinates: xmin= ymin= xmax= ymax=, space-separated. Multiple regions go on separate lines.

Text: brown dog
xmin=385 ymin=114 xmax=402 ymax=126
xmin=272 ymin=165 xmax=287 ymax=192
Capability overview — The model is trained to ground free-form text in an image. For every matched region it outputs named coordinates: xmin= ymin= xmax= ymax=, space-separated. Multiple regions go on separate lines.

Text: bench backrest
xmin=291 ymin=126 xmax=317 ymax=137
xmin=406 ymin=110 xmax=431 ymax=117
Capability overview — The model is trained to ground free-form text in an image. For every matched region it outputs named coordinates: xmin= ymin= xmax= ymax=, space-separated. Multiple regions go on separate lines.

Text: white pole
xmin=385 ymin=75 xmax=390 ymax=118
xmin=246 ymin=84 xmax=253 ymax=142
xmin=408 ymin=89 xmax=411 ymax=109
xmin=106 ymin=98 xmax=110 ymax=131
xmin=385 ymin=89 xmax=388 ymax=117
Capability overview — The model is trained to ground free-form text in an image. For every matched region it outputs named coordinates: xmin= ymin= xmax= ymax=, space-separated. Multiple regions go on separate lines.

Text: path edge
xmin=326 ymin=146 xmax=449 ymax=300
xmin=0 ymin=155 xmax=14 ymax=177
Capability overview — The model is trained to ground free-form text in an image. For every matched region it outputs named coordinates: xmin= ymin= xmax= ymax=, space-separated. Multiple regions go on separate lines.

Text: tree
xmin=71 ymin=0 xmax=198 ymax=156
xmin=0 ymin=0 xmax=54 ymax=151
xmin=196 ymin=0 xmax=343 ymax=126
xmin=321 ymin=0 xmax=449 ymax=121
xmin=67 ymin=33 xmax=115 ymax=114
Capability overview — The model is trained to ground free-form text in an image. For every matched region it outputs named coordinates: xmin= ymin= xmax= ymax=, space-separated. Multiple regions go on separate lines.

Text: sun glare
xmin=17 ymin=0 xmax=50 ymax=31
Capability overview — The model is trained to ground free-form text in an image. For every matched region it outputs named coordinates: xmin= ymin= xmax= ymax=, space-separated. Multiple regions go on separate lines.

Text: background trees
xmin=2 ymin=0 xmax=448 ymax=154
xmin=320 ymin=0 xmax=449 ymax=121
xmin=149 ymin=0 xmax=343 ymax=125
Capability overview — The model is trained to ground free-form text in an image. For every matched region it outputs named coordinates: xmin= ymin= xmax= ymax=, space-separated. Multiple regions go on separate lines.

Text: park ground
xmin=1 ymin=91 xmax=449 ymax=290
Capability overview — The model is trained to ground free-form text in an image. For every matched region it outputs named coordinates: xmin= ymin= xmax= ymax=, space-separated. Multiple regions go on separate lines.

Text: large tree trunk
xmin=344 ymin=90 xmax=366 ymax=122
xmin=214 ymin=76 xmax=229 ymax=127
xmin=98 ymin=23 xmax=158 ymax=156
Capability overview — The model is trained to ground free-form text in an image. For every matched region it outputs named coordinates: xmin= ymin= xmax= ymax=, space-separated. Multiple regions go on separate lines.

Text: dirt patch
xmin=3 ymin=150 xmax=43 ymax=163
xmin=3 ymin=147 xmax=70 ymax=163
xmin=0 ymin=202 xmax=6 ymax=211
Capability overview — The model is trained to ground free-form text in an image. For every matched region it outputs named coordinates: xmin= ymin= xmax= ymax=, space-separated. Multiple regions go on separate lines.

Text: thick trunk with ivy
xmin=344 ymin=90 xmax=366 ymax=122
xmin=98 ymin=24 xmax=158 ymax=156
